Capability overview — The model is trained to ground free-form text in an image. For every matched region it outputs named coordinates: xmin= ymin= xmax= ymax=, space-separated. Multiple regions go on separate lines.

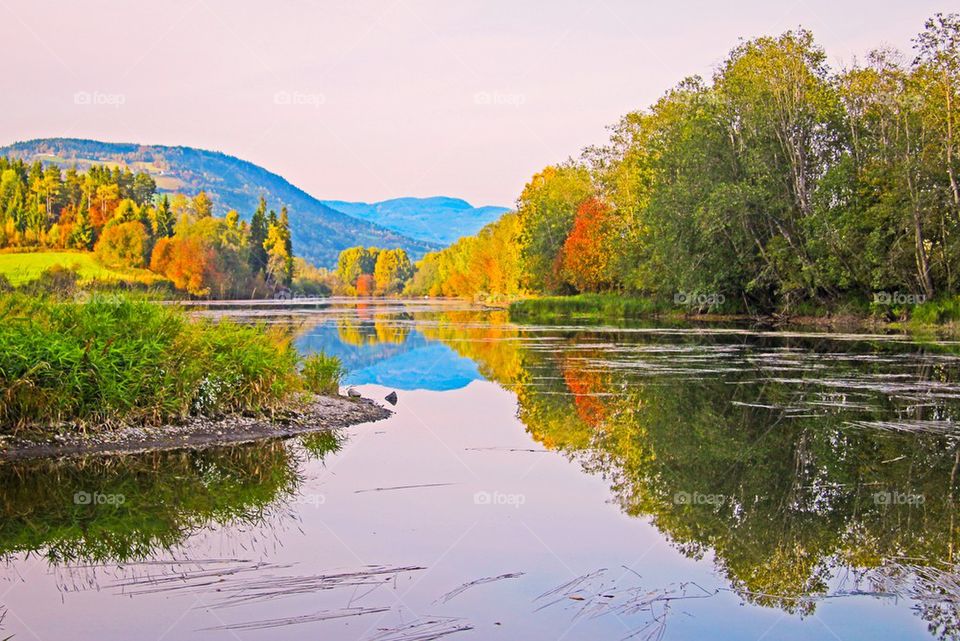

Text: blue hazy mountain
xmin=322 ymin=196 xmax=510 ymax=245
xmin=0 ymin=138 xmax=439 ymax=267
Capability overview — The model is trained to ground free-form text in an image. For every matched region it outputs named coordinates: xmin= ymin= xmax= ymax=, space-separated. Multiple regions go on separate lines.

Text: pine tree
xmin=280 ymin=206 xmax=294 ymax=283
xmin=153 ymin=195 xmax=175 ymax=238
xmin=248 ymin=196 xmax=269 ymax=276
xmin=70 ymin=198 xmax=94 ymax=250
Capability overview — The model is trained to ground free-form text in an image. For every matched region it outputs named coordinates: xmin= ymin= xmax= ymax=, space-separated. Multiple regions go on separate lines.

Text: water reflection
xmin=0 ymin=435 xmax=343 ymax=565
xmin=425 ymin=317 xmax=960 ymax=636
xmin=295 ymin=313 xmax=482 ymax=391
xmin=2 ymin=302 xmax=959 ymax=639
xmin=292 ymin=304 xmax=960 ymax=635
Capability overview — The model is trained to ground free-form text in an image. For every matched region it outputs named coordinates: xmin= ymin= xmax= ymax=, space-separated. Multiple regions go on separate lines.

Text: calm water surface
xmin=2 ymin=300 xmax=959 ymax=640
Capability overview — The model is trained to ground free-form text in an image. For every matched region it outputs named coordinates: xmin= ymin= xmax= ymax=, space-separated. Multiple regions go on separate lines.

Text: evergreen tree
xmin=70 ymin=199 xmax=94 ymax=250
xmin=280 ymin=206 xmax=294 ymax=280
xmin=248 ymin=196 xmax=269 ymax=276
xmin=153 ymin=195 xmax=175 ymax=238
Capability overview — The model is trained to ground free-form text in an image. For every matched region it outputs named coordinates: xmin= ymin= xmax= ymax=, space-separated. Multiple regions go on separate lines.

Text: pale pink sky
xmin=0 ymin=0 xmax=949 ymax=206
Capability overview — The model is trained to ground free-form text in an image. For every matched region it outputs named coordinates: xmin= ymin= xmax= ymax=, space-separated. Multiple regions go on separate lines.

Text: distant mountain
xmin=0 ymin=138 xmax=439 ymax=267
xmin=322 ymin=196 xmax=510 ymax=245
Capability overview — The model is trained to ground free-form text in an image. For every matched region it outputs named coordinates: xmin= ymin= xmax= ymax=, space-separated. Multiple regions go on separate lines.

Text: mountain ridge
xmin=0 ymin=138 xmax=440 ymax=266
xmin=321 ymin=196 xmax=510 ymax=245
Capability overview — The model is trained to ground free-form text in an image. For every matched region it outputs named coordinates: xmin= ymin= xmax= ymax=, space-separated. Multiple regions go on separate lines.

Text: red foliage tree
xmin=561 ymin=354 xmax=608 ymax=428
xmin=355 ymin=273 xmax=376 ymax=296
xmin=558 ymin=198 xmax=616 ymax=292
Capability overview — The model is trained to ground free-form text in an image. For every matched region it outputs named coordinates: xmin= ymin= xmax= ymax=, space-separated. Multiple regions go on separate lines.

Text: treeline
xmin=332 ymin=246 xmax=413 ymax=295
xmin=408 ymin=14 xmax=960 ymax=313
xmin=0 ymin=158 xmax=296 ymax=297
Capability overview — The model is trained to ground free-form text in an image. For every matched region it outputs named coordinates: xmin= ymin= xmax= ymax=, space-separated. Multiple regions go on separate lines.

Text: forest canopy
xmin=390 ymin=14 xmax=960 ymax=314
xmin=0 ymin=159 xmax=297 ymax=297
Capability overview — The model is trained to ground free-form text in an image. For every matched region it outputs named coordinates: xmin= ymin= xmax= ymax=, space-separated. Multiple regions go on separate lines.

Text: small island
xmin=0 ymin=293 xmax=390 ymax=461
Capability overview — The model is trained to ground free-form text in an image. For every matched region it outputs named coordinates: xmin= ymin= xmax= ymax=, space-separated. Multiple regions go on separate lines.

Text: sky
xmin=0 ymin=0 xmax=951 ymax=207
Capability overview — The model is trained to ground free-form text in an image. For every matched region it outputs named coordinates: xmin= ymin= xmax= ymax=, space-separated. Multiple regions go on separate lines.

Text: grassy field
xmin=0 ymin=251 xmax=161 ymax=286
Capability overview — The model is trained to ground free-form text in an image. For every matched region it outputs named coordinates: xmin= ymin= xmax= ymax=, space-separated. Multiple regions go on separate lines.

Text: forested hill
xmin=321 ymin=197 xmax=509 ymax=245
xmin=0 ymin=138 xmax=439 ymax=266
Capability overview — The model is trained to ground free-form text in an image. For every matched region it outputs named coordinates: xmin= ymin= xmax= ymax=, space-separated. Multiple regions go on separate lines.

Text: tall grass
xmin=0 ymin=293 xmax=307 ymax=432
xmin=300 ymin=353 xmax=344 ymax=395
xmin=509 ymin=293 xmax=667 ymax=322
xmin=910 ymin=297 xmax=960 ymax=326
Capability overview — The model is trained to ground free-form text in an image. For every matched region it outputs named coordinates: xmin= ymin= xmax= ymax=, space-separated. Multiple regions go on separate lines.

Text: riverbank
xmin=507 ymin=293 xmax=960 ymax=333
xmin=0 ymin=292 xmax=385 ymax=459
xmin=0 ymin=394 xmax=390 ymax=461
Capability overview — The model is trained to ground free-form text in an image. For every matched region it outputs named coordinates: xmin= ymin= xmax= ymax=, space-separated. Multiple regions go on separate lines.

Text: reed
xmin=299 ymin=353 xmax=344 ymax=396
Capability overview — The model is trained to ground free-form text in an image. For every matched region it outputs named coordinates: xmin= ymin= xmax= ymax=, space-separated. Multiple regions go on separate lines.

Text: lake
xmin=1 ymin=299 xmax=958 ymax=640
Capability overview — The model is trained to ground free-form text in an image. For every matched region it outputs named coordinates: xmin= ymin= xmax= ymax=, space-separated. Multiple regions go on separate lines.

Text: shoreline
xmin=0 ymin=394 xmax=391 ymax=462
xmin=505 ymin=295 xmax=960 ymax=335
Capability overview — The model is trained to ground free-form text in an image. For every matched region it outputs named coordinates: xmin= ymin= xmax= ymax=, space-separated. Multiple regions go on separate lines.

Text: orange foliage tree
xmin=558 ymin=198 xmax=616 ymax=292
xmin=150 ymin=236 xmax=222 ymax=297
xmin=355 ymin=273 xmax=376 ymax=296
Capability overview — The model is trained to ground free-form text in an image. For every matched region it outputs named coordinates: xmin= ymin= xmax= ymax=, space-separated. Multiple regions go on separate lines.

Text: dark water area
xmin=2 ymin=300 xmax=959 ymax=640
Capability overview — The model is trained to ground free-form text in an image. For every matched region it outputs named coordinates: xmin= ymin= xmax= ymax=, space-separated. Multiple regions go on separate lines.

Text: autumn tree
xmin=150 ymin=235 xmax=222 ymax=297
xmin=336 ymin=246 xmax=380 ymax=290
xmin=515 ymin=164 xmax=594 ymax=293
xmin=264 ymin=207 xmax=294 ymax=287
xmin=559 ymin=198 xmax=616 ymax=292
xmin=355 ymin=273 xmax=376 ymax=296
xmin=94 ymin=221 xmax=149 ymax=268
xmin=373 ymin=248 xmax=413 ymax=295
xmin=192 ymin=190 xmax=214 ymax=219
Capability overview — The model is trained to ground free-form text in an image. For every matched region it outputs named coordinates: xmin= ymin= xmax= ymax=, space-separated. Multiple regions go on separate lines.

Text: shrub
xmin=20 ymin=264 xmax=82 ymax=297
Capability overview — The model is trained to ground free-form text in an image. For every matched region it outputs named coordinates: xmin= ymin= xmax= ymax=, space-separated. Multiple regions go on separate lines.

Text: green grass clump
xmin=509 ymin=293 xmax=666 ymax=322
xmin=0 ymin=293 xmax=303 ymax=432
xmin=300 ymin=353 xmax=344 ymax=396
xmin=909 ymin=297 xmax=960 ymax=326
